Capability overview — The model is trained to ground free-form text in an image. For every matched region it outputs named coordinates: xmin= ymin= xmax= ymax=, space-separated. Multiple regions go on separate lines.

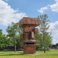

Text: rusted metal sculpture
xmin=20 ymin=17 xmax=40 ymax=54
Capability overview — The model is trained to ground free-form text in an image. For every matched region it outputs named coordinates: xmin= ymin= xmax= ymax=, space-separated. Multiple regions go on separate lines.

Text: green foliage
xmin=37 ymin=14 xmax=52 ymax=51
xmin=0 ymin=29 xmax=8 ymax=48
xmin=36 ymin=32 xmax=52 ymax=51
xmin=7 ymin=22 xmax=22 ymax=51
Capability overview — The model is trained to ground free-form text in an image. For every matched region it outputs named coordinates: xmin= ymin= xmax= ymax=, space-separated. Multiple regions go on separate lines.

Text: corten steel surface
xmin=20 ymin=17 xmax=40 ymax=26
xmin=20 ymin=17 xmax=40 ymax=54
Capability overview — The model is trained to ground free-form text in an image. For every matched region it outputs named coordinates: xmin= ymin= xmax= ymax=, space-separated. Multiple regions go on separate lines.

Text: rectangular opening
xmin=24 ymin=42 xmax=35 ymax=45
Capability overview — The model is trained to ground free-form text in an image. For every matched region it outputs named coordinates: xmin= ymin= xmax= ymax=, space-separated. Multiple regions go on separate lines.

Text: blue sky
xmin=6 ymin=0 xmax=58 ymax=22
xmin=0 ymin=0 xmax=58 ymax=44
xmin=3 ymin=0 xmax=58 ymax=24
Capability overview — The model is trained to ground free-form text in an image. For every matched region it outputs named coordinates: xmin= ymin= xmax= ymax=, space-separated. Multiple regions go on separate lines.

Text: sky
xmin=0 ymin=0 xmax=58 ymax=44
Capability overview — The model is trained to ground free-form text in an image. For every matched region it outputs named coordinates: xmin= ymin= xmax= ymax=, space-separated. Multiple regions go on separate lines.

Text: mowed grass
xmin=0 ymin=49 xmax=58 ymax=58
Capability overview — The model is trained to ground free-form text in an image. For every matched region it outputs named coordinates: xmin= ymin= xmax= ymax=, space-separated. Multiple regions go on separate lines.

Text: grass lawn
xmin=0 ymin=49 xmax=58 ymax=58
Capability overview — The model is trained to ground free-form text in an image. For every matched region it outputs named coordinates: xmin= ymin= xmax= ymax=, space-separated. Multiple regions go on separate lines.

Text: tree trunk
xmin=14 ymin=37 xmax=16 ymax=51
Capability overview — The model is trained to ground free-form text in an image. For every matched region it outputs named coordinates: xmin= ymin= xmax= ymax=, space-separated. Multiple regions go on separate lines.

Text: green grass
xmin=0 ymin=49 xmax=58 ymax=58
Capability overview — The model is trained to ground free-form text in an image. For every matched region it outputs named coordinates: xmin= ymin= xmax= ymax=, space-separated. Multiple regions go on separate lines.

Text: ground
xmin=0 ymin=49 xmax=58 ymax=58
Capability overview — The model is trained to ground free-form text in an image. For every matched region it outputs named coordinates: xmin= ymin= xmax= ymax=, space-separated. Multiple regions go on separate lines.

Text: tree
xmin=7 ymin=22 xmax=22 ymax=51
xmin=0 ymin=29 xmax=8 ymax=50
xmin=38 ymin=14 xmax=52 ymax=53
xmin=7 ymin=23 xmax=17 ymax=51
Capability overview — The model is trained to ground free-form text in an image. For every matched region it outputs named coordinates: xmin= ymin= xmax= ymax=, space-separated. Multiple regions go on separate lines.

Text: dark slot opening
xmin=28 ymin=32 xmax=32 ymax=39
xmin=24 ymin=42 xmax=35 ymax=45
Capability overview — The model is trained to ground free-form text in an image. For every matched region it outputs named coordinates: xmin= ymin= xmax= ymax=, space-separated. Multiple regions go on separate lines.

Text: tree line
xmin=0 ymin=14 xmax=52 ymax=52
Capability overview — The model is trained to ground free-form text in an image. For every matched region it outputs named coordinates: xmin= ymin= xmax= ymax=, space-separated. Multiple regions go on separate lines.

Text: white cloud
xmin=0 ymin=0 xmax=27 ymax=26
xmin=50 ymin=2 xmax=58 ymax=12
xmin=47 ymin=0 xmax=58 ymax=44
xmin=38 ymin=0 xmax=58 ymax=44
xmin=48 ymin=21 xmax=58 ymax=44
xmin=38 ymin=0 xmax=58 ymax=13
xmin=38 ymin=7 xmax=48 ymax=14
xmin=55 ymin=0 xmax=58 ymax=2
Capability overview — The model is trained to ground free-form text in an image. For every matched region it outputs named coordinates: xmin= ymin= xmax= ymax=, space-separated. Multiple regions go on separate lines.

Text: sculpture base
xmin=24 ymin=42 xmax=36 ymax=54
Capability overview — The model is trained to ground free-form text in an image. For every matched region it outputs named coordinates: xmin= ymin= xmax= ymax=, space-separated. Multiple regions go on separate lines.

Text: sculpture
xmin=20 ymin=17 xmax=40 ymax=54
